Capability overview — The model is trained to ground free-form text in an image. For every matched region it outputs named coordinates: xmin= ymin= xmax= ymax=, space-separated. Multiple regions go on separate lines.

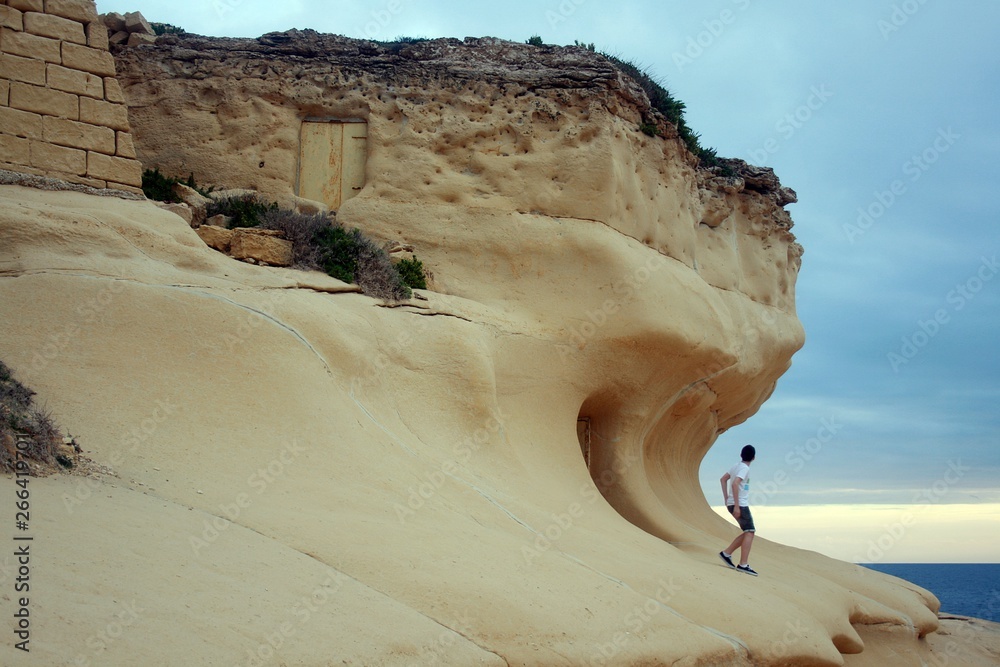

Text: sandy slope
xmin=2 ymin=185 xmax=999 ymax=666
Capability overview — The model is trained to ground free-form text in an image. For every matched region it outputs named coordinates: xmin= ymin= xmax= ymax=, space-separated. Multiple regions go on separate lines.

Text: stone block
xmin=9 ymin=81 xmax=78 ymax=119
xmin=108 ymin=30 xmax=128 ymax=45
xmin=1 ymin=6 xmax=24 ymax=31
xmin=115 ymin=130 xmax=135 ymax=158
xmin=196 ymin=224 xmax=233 ymax=251
xmin=7 ymin=1 xmax=43 ymax=13
xmin=0 ymin=132 xmax=31 ymax=165
xmin=113 ymin=184 xmax=144 ymax=196
xmin=47 ymin=63 xmax=103 ymax=98
xmin=86 ymin=150 xmax=141 ymax=186
xmin=43 ymin=115 xmax=115 ymax=153
xmin=126 ymin=32 xmax=156 ymax=47
xmin=30 ymin=139 xmax=86 ymax=174
xmin=61 ymin=172 xmax=105 ymax=188
xmin=61 ymin=42 xmax=116 ymax=76
xmin=102 ymin=77 xmax=125 ymax=103
xmin=1 ymin=26 xmax=61 ymax=63
xmin=79 ymin=96 xmax=128 ymax=131
xmin=204 ymin=214 xmax=232 ymax=228
xmin=23 ymin=11 xmax=86 ymax=44
xmin=157 ymin=201 xmax=193 ymax=226
xmin=173 ymin=182 xmax=211 ymax=206
xmin=0 ymin=79 xmax=8 ymax=106
xmin=0 ymin=106 xmax=43 ymax=139
xmin=0 ymin=159 xmax=43 ymax=174
xmin=101 ymin=12 xmax=126 ymax=33
xmin=173 ymin=183 xmax=210 ymax=226
xmin=45 ymin=0 xmax=99 ymax=24
xmin=0 ymin=52 xmax=47 ymax=85
xmin=124 ymin=11 xmax=153 ymax=36
xmin=291 ymin=195 xmax=329 ymax=215
xmin=85 ymin=20 xmax=108 ymax=50
xmin=230 ymin=228 xmax=293 ymax=267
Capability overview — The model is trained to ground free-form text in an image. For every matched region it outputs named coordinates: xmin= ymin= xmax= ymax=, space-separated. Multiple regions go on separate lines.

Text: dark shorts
xmin=727 ymin=505 xmax=755 ymax=533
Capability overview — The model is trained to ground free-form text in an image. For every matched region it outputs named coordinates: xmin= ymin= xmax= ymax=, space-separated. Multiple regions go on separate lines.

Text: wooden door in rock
xmin=298 ymin=120 xmax=367 ymax=210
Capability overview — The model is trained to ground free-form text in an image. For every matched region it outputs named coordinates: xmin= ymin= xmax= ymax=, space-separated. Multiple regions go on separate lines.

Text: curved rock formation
xmin=1 ymin=30 xmax=997 ymax=667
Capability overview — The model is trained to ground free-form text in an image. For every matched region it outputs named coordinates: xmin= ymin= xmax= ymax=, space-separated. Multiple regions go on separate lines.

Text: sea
xmin=861 ymin=563 xmax=1000 ymax=623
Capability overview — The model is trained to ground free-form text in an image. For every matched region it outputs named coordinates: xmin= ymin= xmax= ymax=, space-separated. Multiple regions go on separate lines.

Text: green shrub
xmin=526 ymin=35 xmax=544 ymax=46
xmin=260 ymin=208 xmax=330 ymax=267
xmin=354 ymin=237 xmax=411 ymax=301
xmin=208 ymin=193 xmax=278 ymax=228
xmin=639 ymin=122 xmax=661 ymax=138
xmin=151 ymin=22 xmax=185 ymax=36
xmin=142 ymin=169 xmax=212 ymax=202
xmin=314 ymin=224 xmax=362 ymax=284
xmin=599 ymin=53 xmax=732 ymax=173
xmin=260 ymin=208 xmax=413 ymax=301
xmin=0 ymin=360 xmax=61 ymax=473
xmin=395 ymin=257 xmax=427 ymax=290
xmin=141 ymin=168 xmax=182 ymax=203
xmin=381 ymin=35 xmax=429 ymax=54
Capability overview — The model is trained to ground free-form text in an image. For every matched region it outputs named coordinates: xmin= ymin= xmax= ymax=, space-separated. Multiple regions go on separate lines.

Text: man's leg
xmin=738 ymin=531 xmax=754 ymax=566
xmin=725 ymin=532 xmax=746 ymax=558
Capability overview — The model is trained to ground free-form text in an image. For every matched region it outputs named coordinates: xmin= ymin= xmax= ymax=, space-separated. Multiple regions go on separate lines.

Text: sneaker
xmin=736 ymin=564 xmax=758 ymax=576
xmin=719 ymin=552 xmax=735 ymax=568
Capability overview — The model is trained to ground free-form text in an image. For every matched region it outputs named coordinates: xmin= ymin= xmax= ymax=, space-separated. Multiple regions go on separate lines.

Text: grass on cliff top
xmin=527 ymin=36 xmax=730 ymax=173
xmin=0 ymin=361 xmax=64 ymax=474
xmin=599 ymin=54 xmax=728 ymax=172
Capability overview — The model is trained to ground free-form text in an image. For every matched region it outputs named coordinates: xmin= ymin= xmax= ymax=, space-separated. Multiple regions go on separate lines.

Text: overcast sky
xmin=97 ymin=1 xmax=999 ymax=561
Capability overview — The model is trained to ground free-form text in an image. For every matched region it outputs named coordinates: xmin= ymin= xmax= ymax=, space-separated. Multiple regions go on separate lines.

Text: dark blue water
xmin=861 ymin=563 xmax=1000 ymax=623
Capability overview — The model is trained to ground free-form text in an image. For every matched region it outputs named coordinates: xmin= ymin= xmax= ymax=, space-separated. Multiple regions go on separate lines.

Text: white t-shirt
xmin=726 ymin=461 xmax=751 ymax=507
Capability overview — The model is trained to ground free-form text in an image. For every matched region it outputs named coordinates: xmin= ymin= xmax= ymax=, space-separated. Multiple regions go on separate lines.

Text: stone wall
xmin=0 ymin=0 xmax=142 ymax=192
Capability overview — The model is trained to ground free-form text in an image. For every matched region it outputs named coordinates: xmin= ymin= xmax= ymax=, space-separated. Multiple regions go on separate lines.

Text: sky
xmin=96 ymin=1 xmax=1000 ymax=562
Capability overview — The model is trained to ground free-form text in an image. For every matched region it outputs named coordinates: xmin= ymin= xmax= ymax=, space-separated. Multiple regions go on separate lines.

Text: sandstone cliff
xmin=1 ymin=27 xmax=998 ymax=667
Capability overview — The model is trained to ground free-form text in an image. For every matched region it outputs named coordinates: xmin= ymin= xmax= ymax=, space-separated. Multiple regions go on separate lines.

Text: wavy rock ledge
xmin=2 ymin=30 xmax=999 ymax=667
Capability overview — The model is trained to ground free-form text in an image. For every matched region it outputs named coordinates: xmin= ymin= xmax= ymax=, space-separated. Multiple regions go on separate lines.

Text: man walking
xmin=719 ymin=445 xmax=758 ymax=576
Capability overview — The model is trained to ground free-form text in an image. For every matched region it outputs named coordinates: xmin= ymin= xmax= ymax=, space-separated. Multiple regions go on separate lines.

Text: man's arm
xmin=731 ymin=476 xmax=743 ymax=518
xmin=720 ymin=472 xmax=730 ymax=506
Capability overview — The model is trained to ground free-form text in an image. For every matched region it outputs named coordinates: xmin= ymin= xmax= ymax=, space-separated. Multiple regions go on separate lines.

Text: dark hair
xmin=741 ymin=445 xmax=756 ymax=462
